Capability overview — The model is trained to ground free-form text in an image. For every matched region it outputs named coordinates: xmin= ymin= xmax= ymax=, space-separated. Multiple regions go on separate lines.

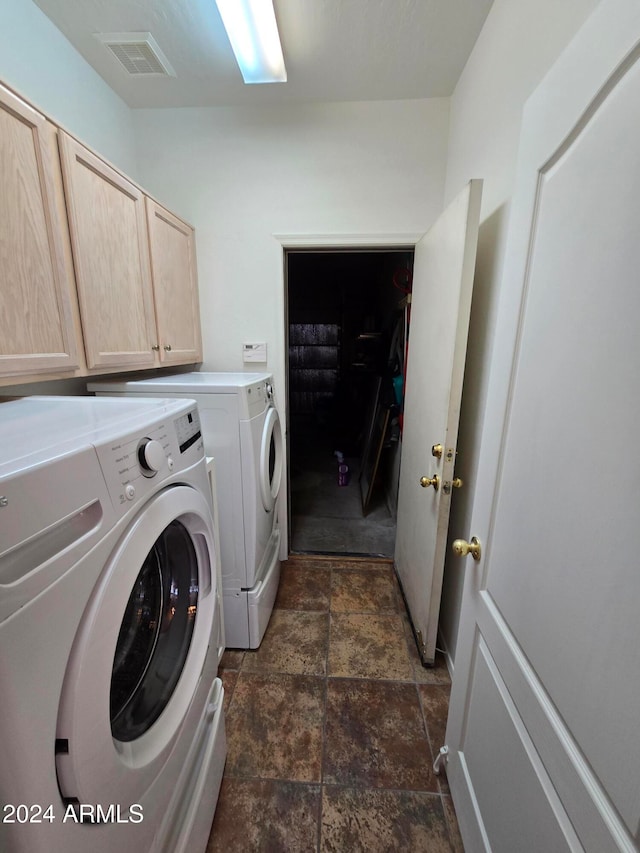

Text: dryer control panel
xmin=245 ymin=379 xmax=272 ymax=419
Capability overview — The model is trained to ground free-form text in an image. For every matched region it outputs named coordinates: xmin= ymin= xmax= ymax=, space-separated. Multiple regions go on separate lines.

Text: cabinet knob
xmin=151 ymin=344 xmax=160 ymax=351
xmin=164 ymin=344 xmax=172 ymax=352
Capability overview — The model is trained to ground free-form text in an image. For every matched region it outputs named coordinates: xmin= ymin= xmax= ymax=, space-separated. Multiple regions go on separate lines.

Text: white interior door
xmin=445 ymin=2 xmax=640 ymax=850
xmin=395 ymin=180 xmax=482 ymax=665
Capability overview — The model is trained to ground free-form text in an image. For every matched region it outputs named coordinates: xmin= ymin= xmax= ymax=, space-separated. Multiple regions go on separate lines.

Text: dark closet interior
xmin=286 ymin=249 xmax=414 ymax=556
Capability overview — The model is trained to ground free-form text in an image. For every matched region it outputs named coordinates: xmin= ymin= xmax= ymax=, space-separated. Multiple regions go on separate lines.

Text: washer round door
xmin=259 ymin=405 xmax=283 ymax=512
xmin=56 ymin=485 xmax=216 ymax=808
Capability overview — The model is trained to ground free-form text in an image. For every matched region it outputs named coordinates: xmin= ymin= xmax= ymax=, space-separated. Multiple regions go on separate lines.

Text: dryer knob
xmin=138 ymin=438 xmax=165 ymax=473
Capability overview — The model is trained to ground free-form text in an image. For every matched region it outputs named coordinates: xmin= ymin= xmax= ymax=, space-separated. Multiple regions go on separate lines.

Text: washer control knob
xmin=167 ymin=455 xmax=175 ymax=471
xmin=138 ymin=438 xmax=165 ymax=473
xmin=125 ymin=484 xmax=136 ymax=500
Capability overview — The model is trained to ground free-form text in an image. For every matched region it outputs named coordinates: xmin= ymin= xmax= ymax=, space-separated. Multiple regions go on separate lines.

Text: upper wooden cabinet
xmin=58 ymin=132 xmax=158 ymax=371
xmin=0 ymin=84 xmax=204 ymax=384
xmin=0 ymin=84 xmax=80 ymax=377
xmin=146 ymin=198 xmax=203 ymax=365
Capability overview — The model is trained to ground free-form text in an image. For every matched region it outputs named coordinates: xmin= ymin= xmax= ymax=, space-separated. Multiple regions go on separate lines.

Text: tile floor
xmin=207 ymin=554 xmax=463 ymax=852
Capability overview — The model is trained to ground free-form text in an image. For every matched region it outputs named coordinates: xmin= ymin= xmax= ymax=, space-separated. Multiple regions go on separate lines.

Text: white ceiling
xmin=33 ymin=0 xmax=494 ymax=109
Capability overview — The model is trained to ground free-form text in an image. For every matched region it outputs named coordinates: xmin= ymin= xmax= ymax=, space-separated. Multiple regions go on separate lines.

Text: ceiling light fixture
xmin=215 ymin=0 xmax=287 ymax=84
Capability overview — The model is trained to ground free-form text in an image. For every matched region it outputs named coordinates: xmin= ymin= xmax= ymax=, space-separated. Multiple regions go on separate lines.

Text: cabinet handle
xmin=151 ymin=344 xmax=160 ymax=351
xmin=164 ymin=344 xmax=172 ymax=352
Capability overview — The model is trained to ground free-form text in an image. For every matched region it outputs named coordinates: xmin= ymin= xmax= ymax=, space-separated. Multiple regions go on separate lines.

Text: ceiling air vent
xmin=95 ymin=32 xmax=176 ymax=77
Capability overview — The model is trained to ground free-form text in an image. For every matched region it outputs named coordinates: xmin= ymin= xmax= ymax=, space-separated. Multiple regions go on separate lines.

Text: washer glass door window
xmin=111 ymin=520 xmax=198 ymax=742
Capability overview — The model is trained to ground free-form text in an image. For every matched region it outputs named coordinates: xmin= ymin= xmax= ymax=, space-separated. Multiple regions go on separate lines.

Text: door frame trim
xmin=274 ymin=232 xmax=423 ymax=249
xmin=275 ymin=231 xmax=424 ymax=558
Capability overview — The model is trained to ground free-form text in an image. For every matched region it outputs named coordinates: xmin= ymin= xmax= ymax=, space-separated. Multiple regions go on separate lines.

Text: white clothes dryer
xmin=0 ymin=396 xmax=226 ymax=853
xmin=88 ymin=373 xmax=284 ymax=650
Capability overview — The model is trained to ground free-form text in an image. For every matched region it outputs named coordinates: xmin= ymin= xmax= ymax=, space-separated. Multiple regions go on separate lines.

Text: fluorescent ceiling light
xmin=215 ymin=0 xmax=287 ymax=84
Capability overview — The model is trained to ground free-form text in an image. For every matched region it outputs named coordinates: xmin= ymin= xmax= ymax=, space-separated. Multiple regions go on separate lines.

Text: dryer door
xmin=259 ymin=405 xmax=283 ymax=512
xmin=56 ymin=485 xmax=217 ymax=809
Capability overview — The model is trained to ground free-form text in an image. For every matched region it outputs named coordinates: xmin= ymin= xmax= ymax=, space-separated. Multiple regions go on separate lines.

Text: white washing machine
xmin=0 ymin=396 xmax=226 ymax=853
xmin=88 ymin=373 xmax=283 ymax=649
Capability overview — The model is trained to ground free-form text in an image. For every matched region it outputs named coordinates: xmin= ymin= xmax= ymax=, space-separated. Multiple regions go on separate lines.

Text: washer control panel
xmin=175 ymin=408 xmax=202 ymax=454
xmin=95 ymin=404 xmax=203 ymax=513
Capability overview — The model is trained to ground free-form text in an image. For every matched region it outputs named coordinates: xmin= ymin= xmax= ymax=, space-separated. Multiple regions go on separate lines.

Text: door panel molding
xmin=476 ymin=593 xmax=632 ymax=850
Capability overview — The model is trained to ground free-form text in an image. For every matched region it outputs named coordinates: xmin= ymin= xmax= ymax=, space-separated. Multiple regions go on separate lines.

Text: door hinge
xmin=433 ymin=744 xmax=449 ymax=775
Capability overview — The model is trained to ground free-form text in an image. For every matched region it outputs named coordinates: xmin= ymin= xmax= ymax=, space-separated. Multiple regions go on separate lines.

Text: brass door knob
xmin=431 ymin=444 xmax=443 ymax=459
xmin=452 ymin=537 xmax=481 ymax=561
xmin=443 ymin=476 xmax=463 ymax=495
xmin=420 ymin=474 xmax=440 ymax=491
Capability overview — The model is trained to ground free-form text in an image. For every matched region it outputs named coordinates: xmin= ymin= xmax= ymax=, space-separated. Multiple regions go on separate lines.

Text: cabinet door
xmin=0 ymin=85 xmax=79 ymax=376
xmin=59 ymin=132 xmax=158 ymax=370
xmin=146 ymin=198 xmax=202 ymax=365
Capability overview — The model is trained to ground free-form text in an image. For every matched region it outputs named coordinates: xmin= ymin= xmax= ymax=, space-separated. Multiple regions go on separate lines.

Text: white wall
xmin=132 ymin=98 xmax=448 ymax=556
xmin=438 ymin=0 xmax=601 ymax=663
xmin=0 ymin=0 xmax=137 ymax=176
xmin=132 ymin=98 xmax=449 ymax=415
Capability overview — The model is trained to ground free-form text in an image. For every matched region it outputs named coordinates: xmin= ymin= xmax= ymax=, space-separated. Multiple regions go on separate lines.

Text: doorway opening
xmin=286 ymin=248 xmax=414 ymax=556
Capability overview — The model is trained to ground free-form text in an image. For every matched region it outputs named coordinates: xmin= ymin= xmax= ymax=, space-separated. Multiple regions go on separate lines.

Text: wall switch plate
xmin=243 ymin=342 xmax=267 ymax=362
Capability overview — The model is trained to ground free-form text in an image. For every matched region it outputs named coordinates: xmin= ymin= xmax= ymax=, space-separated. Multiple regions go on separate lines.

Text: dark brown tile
xmin=323 ymin=679 xmax=437 ymax=791
xmin=413 ymin=650 xmax=452 ymax=685
xmin=285 ymin=555 xmax=337 ymax=570
xmin=328 ymin=613 xmax=413 ymax=680
xmin=391 ymin=567 xmax=410 ymax=611
xmin=443 ymin=795 xmax=465 ymax=853
xmin=219 ymin=649 xmax=245 ymax=671
xmin=330 ymin=567 xmax=397 ymax=614
xmin=242 ymin=610 xmax=329 ymax=676
xmin=275 ymin=563 xmax=331 ymax=611
xmin=226 ymin=672 xmax=325 ymax=782
xmin=330 ymin=557 xmax=394 ymax=571
xmin=321 ymin=786 xmax=451 ymax=853
xmin=419 ymin=682 xmax=452 ymax=795
xmin=289 ymin=556 xmax=393 ymax=571
xmin=398 ymin=608 xmax=452 ymax=684
xmin=219 ymin=669 xmax=237 ymax=716
xmin=437 ymin=773 xmax=451 ymax=797
xmin=419 ymin=683 xmax=451 ymax=755
xmin=208 ymin=778 xmax=321 ymax=853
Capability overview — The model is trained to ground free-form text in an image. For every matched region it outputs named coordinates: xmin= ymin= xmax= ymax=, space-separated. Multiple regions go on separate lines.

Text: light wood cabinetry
xmin=0 ymin=84 xmax=80 ymax=377
xmin=0 ymin=79 xmax=204 ymax=385
xmin=58 ymin=132 xmax=158 ymax=371
xmin=146 ymin=198 xmax=202 ymax=364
